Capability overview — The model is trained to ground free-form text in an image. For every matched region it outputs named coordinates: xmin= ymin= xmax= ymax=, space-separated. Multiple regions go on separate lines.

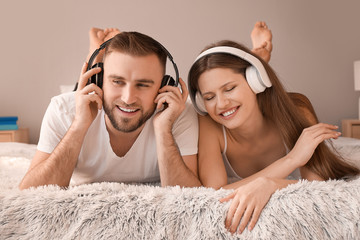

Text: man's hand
xmin=153 ymin=78 xmax=188 ymax=132
xmin=18 ymin=63 xmax=103 ymax=190
xmin=73 ymin=62 xmax=103 ymax=130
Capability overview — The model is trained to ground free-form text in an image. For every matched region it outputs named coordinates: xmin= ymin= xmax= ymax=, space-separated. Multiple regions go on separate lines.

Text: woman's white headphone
xmin=188 ymin=46 xmax=272 ymax=115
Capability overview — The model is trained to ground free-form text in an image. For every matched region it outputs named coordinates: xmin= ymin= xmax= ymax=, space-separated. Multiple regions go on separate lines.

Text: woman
xmin=187 ymin=40 xmax=360 ymax=233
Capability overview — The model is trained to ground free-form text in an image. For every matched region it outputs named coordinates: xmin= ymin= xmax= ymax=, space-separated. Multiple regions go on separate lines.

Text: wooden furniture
xmin=342 ymin=119 xmax=360 ymax=139
xmin=0 ymin=128 xmax=29 ymax=143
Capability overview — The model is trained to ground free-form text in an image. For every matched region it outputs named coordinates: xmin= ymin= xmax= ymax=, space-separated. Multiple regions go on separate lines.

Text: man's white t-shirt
xmin=37 ymin=92 xmax=198 ymax=185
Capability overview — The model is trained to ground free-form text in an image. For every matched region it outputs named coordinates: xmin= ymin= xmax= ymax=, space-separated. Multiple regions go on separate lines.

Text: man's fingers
xmin=77 ymin=62 xmax=89 ymax=90
xmin=77 ymin=66 xmax=102 ymax=91
xmin=158 ymin=78 xmax=187 ymax=104
xmin=90 ymin=94 xmax=103 ymax=110
xmin=80 ymin=83 xmax=103 ymax=98
xmin=178 ymin=78 xmax=189 ymax=102
xmin=155 ymin=89 xmax=182 ymax=106
xmin=81 ymin=62 xmax=88 ymax=75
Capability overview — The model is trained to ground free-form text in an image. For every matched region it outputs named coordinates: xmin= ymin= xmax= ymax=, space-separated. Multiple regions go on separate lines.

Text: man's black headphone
xmin=75 ymin=36 xmax=179 ymax=90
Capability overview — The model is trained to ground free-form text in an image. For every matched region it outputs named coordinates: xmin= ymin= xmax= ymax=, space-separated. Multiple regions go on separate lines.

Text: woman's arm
xmin=289 ymin=92 xmax=330 ymax=180
xmin=220 ymin=177 xmax=298 ymax=234
xmin=219 ymin=123 xmax=339 ymax=234
xmin=198 ymin=115 xmax=228 ymax=189
xmin=222 ymin=123 xmax=338 ymax=190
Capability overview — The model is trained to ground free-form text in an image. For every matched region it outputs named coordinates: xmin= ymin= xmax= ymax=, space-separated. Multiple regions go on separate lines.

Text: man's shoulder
xmin=49 ymin=92 xmax=76 ymax=113
xmin=51 ymin=91 xmax=75 ymax=103
xmin=172 ymin=99 xmax=198 ymax=129
xmin=182 ymin=99 xmax=198 ymax=117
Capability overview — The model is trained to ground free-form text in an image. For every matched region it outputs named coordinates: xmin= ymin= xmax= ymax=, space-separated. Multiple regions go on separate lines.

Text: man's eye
xmin=137 ymin=84 xmax=150 ymax=88
xmin=113 ymin=80 xmax=122 ymax=84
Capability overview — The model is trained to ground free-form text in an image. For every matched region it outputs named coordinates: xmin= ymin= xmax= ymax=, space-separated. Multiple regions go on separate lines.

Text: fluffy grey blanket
xmin=0 ymin=140 xmax=360 ymax=240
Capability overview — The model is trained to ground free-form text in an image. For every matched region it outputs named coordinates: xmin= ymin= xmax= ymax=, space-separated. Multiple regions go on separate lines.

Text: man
xmin=19 ymin=30 xmax=201 ymax=189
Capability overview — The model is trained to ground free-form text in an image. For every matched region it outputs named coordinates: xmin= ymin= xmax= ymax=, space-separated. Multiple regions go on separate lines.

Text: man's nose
xmin=120 ymin=86 xmax=137 ymax=105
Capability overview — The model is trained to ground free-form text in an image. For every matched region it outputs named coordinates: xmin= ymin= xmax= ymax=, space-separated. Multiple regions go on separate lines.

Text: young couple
xmin=19 ymin=22 xmax=359 ymax=234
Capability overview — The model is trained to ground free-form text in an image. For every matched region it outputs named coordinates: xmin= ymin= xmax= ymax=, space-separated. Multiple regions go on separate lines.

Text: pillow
xmin=331 ymin=137 xmax=360 ymax=168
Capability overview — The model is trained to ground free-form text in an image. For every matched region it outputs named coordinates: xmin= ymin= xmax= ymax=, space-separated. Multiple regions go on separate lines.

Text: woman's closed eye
xmin=225 ymin=85 xmax=236 ymax=92
xmin=203 ymin=94 xmax=215 ymax=101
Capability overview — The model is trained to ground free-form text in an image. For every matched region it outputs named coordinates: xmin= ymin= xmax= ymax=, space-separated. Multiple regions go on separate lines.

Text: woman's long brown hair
xmin=188 ymin=40 xmax=359 ymax=180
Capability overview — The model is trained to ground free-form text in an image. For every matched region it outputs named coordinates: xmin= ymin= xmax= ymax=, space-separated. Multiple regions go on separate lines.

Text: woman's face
xmin=198 ymin=68 xmax=260 ymax=129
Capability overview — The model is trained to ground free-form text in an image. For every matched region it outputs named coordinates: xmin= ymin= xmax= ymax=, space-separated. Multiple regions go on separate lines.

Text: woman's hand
xmin=220 ymin=177 xmax=277 ymax=234
xmin=288 ymin=123 xmax=341 ymax=167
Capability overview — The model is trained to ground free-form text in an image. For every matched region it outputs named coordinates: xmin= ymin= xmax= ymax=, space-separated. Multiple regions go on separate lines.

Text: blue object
xmin=0 ymin=116 xmax=18 ymax=123
xmin=0 ymin=124 xmax=18 ymax=130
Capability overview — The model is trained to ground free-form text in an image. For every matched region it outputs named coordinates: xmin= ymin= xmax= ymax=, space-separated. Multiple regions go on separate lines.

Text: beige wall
xmin=1 ymin=0 xmax=360 ymax=144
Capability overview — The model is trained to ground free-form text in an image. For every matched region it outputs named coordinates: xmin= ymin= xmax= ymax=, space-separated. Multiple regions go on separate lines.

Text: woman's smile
xmin=219 ymin=106 xmax=239 ymax=118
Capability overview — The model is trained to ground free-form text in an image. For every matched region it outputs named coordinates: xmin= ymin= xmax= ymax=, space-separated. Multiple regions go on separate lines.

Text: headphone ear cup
xmin=161 ymin=75 xmax=177 ymax=88
xmin=245 ymin=66 xmax=266 ymax=94
xmin=89 ymin=62 xmax=104 ymax=89
xmin=195 ymin=91 xmax=207 ymax=114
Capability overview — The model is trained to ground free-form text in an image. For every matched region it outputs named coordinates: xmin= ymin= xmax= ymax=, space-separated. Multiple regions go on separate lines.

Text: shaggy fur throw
xmin=0 ymin=141 xmax=360 ymax=239
xmin=0 ymin=178 xmax=359 ymax=239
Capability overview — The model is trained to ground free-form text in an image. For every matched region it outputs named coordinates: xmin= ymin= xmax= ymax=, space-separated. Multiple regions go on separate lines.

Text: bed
xmin=0 ymin=138 xmax=359 ymax=240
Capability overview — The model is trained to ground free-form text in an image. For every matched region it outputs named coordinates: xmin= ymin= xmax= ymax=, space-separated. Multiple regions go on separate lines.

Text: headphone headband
xmin=193 ymin=46 xmax=271 ymax=89
xmin=87 ymin=38 xmax=113 ymax=72
xmin=87 ymin=37 xmax=179 ymax=85
xmin=189 ymin=46 xmax=272 ymax=115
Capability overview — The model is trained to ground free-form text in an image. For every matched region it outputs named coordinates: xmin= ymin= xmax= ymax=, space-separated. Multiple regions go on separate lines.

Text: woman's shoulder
xmin=198 ymin=115 xmax=224 ymax=138
xmin=198 ymin=115 xmax=226 ymax=157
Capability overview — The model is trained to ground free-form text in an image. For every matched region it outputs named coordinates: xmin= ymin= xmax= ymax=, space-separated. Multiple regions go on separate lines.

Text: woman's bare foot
xmin=87 ymin=27 xmax=121 ymax=62
xmin=251 ymin=21 xmax=272 ymax=63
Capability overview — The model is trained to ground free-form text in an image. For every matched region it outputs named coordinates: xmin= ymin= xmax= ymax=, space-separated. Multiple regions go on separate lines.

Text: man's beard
xmin=103 ymin=100 xmax=155 ymax=133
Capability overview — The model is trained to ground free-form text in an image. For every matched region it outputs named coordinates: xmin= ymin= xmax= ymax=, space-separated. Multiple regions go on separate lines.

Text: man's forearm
xmin=155 ymin=130 xmax=201 ymax=187
xmin=19 ymin=125 xmax=87 ymax=189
